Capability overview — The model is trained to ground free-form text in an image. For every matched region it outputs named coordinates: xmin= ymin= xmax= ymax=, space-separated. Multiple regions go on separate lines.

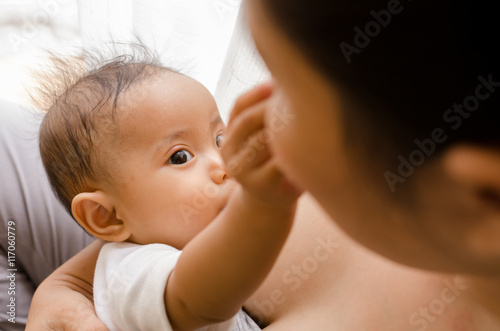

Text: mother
xmin=25 ymin=0 xmax=500 ymax=329
xmin=236 ymin=0 xmax=500 ymax=323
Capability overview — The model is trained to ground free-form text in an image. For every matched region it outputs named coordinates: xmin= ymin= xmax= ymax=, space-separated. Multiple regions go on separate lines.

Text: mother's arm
xmin=26 ymin=240 xmax=108 ymax=331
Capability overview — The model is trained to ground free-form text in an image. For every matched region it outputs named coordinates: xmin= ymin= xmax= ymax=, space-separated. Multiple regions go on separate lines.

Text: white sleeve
xmin=94 ymin=242 xmax=236 ymax=331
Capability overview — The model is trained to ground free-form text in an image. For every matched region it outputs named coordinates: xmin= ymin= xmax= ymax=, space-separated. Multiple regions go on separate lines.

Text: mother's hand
xmin=26 ymin=241 xmax=108 ymax=331
xmin=26 ymin=281 xmax=108 ymax=331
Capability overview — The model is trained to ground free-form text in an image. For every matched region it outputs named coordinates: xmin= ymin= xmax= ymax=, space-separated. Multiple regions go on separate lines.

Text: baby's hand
xmin=222 ymin=83 xmax=302 ymax=206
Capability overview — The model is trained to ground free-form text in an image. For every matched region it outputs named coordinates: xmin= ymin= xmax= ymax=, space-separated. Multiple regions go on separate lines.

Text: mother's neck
xmin=464 ymin=274 xmax=500 ymax=322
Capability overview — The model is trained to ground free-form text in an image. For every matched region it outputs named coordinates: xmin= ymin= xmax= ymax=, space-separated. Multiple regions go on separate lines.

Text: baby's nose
xmin=211 ymin=167 xmax=228 ymax=184
xmin=208 ymin=154 xmax=229 ymax=184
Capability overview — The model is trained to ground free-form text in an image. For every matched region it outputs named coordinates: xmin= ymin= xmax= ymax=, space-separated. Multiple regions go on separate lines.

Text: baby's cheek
xmin=175 ymin=182 xmax=223 ymax=226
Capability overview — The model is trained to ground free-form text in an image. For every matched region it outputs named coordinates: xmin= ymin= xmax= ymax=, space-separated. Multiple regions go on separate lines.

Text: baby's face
xmin=108 ymin=72 xmax=233 ymax=249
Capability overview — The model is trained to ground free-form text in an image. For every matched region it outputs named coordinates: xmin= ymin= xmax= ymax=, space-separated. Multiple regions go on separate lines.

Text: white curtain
xmin=0 ymin=0 xmax=269 ymax=121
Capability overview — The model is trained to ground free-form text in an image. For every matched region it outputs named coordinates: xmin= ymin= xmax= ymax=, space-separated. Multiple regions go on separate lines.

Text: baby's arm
xmin=166 ymin=83 xmax=301 ymax=331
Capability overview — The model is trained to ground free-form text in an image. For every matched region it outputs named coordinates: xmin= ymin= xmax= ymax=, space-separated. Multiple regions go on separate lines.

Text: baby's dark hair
xmin=261 ymin=0 xmax=500 ymax=184
xmin=35 ymin=44 xmax=173 ymax=216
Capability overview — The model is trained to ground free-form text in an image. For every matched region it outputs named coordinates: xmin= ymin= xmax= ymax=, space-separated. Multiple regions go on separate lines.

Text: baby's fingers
xmin=225 ymin=128 xmax=272 ymax=178
xmin=227 ymin=81 xmax=274 ymax=125
xmin=222 ymin=100 xmax=266 ymax=166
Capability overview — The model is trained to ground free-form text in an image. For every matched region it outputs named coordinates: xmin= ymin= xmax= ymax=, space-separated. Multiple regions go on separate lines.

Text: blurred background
xmin=0 ymin=0 xmax=269 ymax=120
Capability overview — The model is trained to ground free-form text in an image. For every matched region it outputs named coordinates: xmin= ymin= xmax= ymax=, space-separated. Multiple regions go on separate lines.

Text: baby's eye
xmin=216 ymin=134 xmax=223 ymax=148
xmin=168 ymin=149 xmax=193 ymax=165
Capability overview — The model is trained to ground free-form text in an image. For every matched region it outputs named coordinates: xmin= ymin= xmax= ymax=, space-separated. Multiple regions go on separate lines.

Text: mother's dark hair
xmin=260 ymin=0 xmax=500 ymax=179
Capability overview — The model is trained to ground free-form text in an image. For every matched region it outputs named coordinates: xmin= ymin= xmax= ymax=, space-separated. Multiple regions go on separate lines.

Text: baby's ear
xmin=443 ymin=144 xmax=500 ymax=254
xmin=72 ymin=191 xmax=131 ymax=242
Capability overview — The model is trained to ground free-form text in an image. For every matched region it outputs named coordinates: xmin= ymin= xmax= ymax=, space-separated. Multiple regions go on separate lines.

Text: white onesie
xmin=94 ymin=242 xmax=236 ymax=331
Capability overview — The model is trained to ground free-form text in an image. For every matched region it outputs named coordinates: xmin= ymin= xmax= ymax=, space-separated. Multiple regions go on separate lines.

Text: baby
xmin=37 ymin=52 xmax=299 ymax=330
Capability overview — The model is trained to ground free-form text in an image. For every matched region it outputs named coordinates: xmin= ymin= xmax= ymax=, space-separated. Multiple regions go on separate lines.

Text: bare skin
xmin=226 ymin=83 xmax=500 ymax=330
xmin=26 ymin=193 xmax=500 ymax=331
xmin=25 ymin=0 xmax=500 ymax=329
xmin=27 ymin=74 xmax=500 ymax=331
xmin=246 ymin=194 xmax=499 ymax=330
xmin=242 ymin=0 xmax=500 ymax=327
